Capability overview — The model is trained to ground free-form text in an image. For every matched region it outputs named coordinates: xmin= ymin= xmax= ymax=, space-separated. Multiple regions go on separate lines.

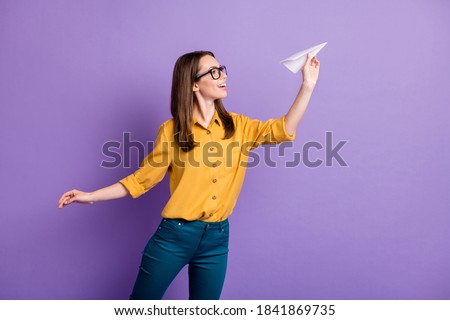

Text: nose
xmin=220 ymin=70 xmax=227 ymax=80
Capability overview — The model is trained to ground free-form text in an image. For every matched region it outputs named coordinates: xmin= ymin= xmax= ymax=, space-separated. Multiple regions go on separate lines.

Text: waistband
xmin=162 ymin=218 xmax=228 ymax=230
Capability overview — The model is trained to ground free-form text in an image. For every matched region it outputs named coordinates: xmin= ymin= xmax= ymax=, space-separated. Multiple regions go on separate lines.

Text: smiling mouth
xmin=218 ymin=83 xmax=227 ymax=88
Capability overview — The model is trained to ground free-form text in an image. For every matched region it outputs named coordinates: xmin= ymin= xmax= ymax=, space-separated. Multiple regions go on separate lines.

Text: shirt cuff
xmin=119 ymin=173 xmax=145 ymax=199
xmin=272 ymin=115 xmax=296 ymax=142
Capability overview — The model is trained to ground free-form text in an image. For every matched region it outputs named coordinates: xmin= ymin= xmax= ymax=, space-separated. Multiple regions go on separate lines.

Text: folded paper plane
xmin=280 ymin=42 xmax=327 ymax=73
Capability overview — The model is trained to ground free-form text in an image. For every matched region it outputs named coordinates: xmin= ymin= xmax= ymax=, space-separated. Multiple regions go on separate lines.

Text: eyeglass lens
xmin=211 ymin=66 xmax=227 ymax=80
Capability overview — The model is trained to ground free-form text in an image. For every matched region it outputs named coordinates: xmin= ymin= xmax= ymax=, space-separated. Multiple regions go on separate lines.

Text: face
xmin=193 ymin=55 xmax=227 ymax=102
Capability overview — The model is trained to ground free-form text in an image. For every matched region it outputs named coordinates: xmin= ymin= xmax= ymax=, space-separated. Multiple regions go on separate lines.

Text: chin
xmin=213 ymin=96 xmax=227 ymax=102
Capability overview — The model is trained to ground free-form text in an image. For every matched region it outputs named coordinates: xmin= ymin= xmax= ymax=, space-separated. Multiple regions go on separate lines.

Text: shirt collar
xmin=192 ymin=108 xmax=221 ymax=127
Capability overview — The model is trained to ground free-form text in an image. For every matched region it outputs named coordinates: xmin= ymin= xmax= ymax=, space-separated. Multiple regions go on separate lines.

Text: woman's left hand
xmin=301 ymin=53 xmax=320 ymax=87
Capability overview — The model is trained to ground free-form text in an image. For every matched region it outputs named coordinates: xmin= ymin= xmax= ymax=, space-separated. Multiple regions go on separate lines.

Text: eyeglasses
xmin=195 ymin=65 xmax=227 ymax=81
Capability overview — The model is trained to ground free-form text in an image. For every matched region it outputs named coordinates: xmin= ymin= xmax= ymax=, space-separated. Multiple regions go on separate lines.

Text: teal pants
xmin=130 ymin=218 xmax=229 ymax=300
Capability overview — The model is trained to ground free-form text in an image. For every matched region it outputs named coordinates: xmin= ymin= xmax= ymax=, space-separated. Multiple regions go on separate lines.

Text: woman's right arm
xmin=59 ymin=122 xmax=172 ymax=209
xmin=57 ymin=182 xmax=129 ymax=209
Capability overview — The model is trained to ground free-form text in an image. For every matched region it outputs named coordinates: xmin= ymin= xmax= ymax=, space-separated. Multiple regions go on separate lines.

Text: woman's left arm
xmin=284 ymin=53 xmax=321 ymax=136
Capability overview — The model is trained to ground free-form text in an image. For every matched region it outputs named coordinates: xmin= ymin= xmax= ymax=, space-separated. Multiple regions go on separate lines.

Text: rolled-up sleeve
xmin=242 ymin=114 xmax=296 ymax=149
xmin=119 ymin=123 xmax=171 ymax=198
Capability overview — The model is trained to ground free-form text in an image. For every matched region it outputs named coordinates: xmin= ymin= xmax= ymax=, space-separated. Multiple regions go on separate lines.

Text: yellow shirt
xmin=119 ymin=109 xmax=296 ymax=222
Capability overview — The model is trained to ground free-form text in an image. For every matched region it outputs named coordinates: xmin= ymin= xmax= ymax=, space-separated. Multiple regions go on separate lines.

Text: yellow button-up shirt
xmin=119 ymin=109 xmax=296 ymax=222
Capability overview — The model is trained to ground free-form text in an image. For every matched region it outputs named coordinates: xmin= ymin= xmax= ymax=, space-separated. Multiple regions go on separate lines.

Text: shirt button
xmin=212 ymin=195 xmax=217 ymax=200
xmin=212 ymin=179 xmax=217 ymax=183
xmin=206 ymin=130 xmax=211 ymax=135
xmin=209 ymin=213 xmax=213 ymax=217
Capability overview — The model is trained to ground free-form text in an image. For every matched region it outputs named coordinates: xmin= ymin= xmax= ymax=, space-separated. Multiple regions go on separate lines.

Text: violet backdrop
xmin=1 ymin=0 xmax=449 ymax=299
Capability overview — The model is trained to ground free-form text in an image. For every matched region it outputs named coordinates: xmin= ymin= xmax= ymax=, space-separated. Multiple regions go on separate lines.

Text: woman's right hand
xmin=58 ymin=189 xmax=94 ymax=209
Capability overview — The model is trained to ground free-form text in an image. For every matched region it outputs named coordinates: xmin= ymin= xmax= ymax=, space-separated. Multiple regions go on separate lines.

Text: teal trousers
xmin=130 ymin=218 xmax=229 ymax=300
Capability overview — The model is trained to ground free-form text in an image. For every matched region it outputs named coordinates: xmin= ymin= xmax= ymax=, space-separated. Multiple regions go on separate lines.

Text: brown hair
xmin=170 ymin=51 xmax=235 ymax=152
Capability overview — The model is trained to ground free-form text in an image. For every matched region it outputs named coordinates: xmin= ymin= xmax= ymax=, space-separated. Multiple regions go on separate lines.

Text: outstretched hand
xmin=301 ymin=53 xmax=320 ymax=86
xmin=58 ymin=189 xmax=94 ymax=208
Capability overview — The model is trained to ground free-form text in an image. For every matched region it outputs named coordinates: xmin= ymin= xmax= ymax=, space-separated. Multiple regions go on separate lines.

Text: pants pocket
xmin=154 ymin=218 xmax=184 ymax=241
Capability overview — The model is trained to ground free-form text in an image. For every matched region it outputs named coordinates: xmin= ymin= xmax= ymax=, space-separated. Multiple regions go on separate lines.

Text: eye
xmin=211 ymin=68 xmax=219 ymax=77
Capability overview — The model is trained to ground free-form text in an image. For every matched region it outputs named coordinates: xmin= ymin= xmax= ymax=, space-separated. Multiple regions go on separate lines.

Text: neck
xmin=193 ymin=96 xmax=215 ymax=126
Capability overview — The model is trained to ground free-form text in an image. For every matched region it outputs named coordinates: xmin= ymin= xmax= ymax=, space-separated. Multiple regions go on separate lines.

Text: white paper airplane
xmin=280 ymin=42 xmax=327 ymax=73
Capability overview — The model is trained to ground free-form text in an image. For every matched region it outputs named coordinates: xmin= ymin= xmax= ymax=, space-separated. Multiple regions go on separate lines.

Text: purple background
xmin=1 ymin=0 xmax=449 ymax=299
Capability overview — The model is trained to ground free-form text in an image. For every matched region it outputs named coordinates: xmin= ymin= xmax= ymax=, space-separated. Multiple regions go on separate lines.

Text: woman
xmin=58 ymin=50 xmax=320 ymax=299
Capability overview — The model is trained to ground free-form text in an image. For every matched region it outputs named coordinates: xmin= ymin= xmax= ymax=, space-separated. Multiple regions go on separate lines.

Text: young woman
xmin=58 ymin=50 xmax=320 ymax=299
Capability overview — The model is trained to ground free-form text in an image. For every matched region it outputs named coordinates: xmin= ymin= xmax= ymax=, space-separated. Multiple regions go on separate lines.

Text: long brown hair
xmin=170 ymin=51 xmax=235 ymax=152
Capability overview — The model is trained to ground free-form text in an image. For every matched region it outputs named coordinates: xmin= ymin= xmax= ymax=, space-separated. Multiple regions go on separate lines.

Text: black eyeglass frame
xmin=195 ymin=65 xmax=227 ymax=81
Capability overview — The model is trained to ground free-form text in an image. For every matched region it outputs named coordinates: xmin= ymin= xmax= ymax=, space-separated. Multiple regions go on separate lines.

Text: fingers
xmin=305 ymin=53 xmax=321 ymax=69
xmin=311 ymin=56 xmax=320 ymax=68
xmin=58 ymin=195 xmax=71 ymax=208
xmin=302 ymin=53 xmax=313 ymax=72
xmin=58 ymin=195 xmax=76 ymax=208
xmin=58 ymin=197 xmax=68 ymax=208
xmin=58 ymin=189 xmax=78 ymax=208
xmin=60 ymin=189 xmax=76 ymax=201
xmin=58 ymin=193 xmax=68 ymax=206
xmin=306 ymin=52 xmax=313 ymax=64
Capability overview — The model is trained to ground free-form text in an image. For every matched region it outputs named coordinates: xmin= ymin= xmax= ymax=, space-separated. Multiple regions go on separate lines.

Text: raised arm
xmin=58 ymin=182 xmax=129 ymax=209
xmin=284 ymin=53 xmax=320 ymax=136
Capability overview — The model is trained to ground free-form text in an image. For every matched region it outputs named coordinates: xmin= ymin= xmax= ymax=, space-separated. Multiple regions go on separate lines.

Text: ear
xmin=192 ymin=82 xmax=200 ymax=92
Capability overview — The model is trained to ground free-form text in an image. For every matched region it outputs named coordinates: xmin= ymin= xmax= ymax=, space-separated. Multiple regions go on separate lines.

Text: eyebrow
xmin=203 ymin=65 xmax=220 ymax=72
